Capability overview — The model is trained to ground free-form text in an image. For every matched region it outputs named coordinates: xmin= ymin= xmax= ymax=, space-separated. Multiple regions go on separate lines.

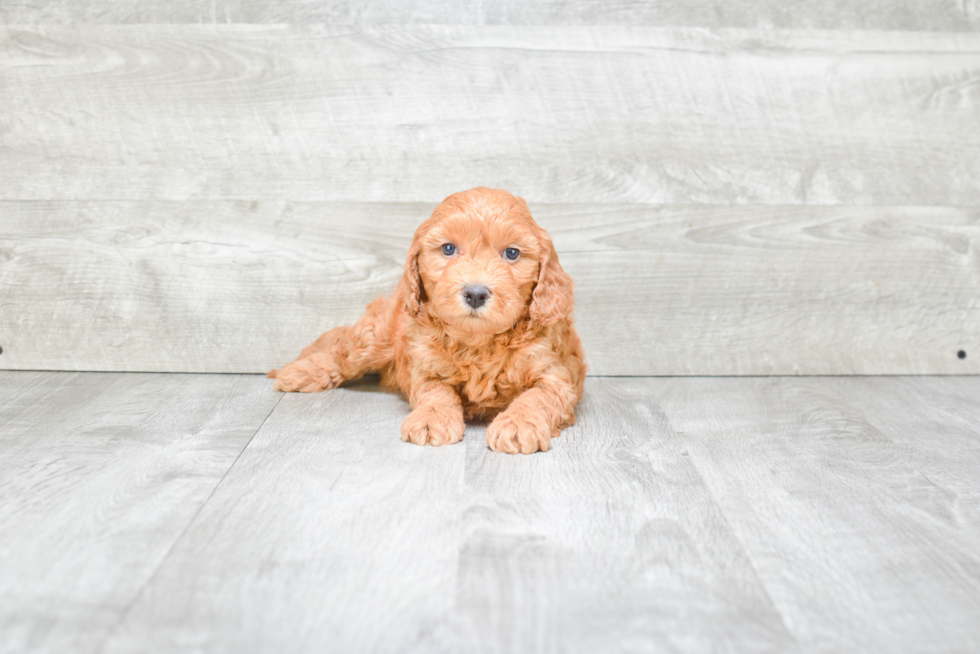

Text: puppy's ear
xmin=401 ymin=237 xmax=427 ymax=316
xmin=530 ymin=228 xmax=574 ymax=326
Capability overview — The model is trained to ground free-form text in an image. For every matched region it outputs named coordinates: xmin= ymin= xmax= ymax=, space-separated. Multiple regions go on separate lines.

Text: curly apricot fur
xmin=272 ymin=187 xmax=586 ymax=454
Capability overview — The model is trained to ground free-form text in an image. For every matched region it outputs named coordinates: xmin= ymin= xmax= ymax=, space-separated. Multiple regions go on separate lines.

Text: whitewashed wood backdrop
xmin=1 ymin=4 xmax=978 ymax=375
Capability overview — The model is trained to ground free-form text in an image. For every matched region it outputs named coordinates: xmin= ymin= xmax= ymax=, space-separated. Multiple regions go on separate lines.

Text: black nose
xmin=463 ymin=285 xmax=490 ymax=309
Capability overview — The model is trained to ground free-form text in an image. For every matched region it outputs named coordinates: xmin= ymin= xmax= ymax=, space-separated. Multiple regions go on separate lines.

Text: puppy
xmin=270 ymin=187 xmax=586 ymax=454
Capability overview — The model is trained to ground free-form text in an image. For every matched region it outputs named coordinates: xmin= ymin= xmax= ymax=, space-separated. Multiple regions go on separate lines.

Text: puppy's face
xmin=403 ymin=188 xmax=573 ymax=335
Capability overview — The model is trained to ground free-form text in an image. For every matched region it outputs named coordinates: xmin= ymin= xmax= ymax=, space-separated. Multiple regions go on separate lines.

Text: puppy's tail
xmin=266 ymin=369 xmax=279 ymax=378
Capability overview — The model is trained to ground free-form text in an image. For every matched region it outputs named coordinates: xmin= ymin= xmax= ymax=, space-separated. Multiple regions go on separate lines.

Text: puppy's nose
xmin=463 ymin=285 xmax=490 ymax=309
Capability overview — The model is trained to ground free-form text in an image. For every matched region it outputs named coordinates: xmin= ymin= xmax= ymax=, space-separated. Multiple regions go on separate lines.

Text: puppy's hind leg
xmin=272 ymin=296 xmax=394 ymax=393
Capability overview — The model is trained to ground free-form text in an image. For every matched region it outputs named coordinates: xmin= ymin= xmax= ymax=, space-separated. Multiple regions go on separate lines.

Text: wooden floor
xmin=2 ymin=371 xmax=979 ymax=653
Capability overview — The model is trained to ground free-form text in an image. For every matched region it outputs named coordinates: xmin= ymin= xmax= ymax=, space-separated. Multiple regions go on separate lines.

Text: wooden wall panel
xmin=3 ymin=25 xmax=977 ymax=375
xmin=2 ymin=26 xmax=979 ymax=206
xmin=1 ymin=201 xmax=976 ymax=375
xmin=3 ymin=1 xmax=979 ymax=31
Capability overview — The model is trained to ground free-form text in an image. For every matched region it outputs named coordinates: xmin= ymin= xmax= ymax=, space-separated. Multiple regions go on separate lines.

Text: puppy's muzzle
xmin=463 ymin=285 xmax=491 ymax=309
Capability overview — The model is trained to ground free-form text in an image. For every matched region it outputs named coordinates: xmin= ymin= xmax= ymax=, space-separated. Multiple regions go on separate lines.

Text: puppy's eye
xmin=504 ymin=247 xmax=521 ymax=261
xmin=441 ymin=243 xmax=456 ymax=256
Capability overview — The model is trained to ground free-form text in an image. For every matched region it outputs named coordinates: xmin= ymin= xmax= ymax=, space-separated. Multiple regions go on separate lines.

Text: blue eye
xmin=441 ymin=243 xmax=456 ymax=256
xmin=504 ymin=247 xmax=521 ymax=261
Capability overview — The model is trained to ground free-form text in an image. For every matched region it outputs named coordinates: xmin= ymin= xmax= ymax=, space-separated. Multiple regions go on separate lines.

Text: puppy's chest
xmin=438 ymin=347 xmax=528 ymax=412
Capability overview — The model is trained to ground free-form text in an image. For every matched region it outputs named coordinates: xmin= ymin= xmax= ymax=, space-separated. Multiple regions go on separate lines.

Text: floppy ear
xmin=529 ymin=228 xmax=574 ymax=326
xmin=401 ymin=237 xmax=427 ymax=316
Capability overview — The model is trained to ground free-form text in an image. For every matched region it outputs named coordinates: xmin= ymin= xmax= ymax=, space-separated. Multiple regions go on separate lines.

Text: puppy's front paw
xmin=273 ymin=358 xmax=343 ymax=393
xmin=401 ymin=404 xmax=465 ymax=447
xmin=487 ymin=409 xmax=555 ymax=454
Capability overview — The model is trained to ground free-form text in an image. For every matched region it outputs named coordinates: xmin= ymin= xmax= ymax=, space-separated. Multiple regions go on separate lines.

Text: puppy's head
xmin=402 ymin=187 xmax=573 ymax=335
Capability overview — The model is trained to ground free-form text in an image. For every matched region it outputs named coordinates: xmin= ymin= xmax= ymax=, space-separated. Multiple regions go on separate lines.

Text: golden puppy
xmin=270 ymin=187 xmax=586 ymax=454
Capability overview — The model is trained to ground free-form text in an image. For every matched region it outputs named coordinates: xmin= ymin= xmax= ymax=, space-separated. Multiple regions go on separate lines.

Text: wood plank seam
xmin=651 ymin=392 xmax=800 ymax=646
xmin=93 ymin=392 xmax=284 ymax=653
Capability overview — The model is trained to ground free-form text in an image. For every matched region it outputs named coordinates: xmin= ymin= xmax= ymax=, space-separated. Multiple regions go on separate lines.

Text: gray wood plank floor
xmin=2 ymin=371 xmax=979 ymax=653
xmin=0 ymin=372 xmax=280 ymax=654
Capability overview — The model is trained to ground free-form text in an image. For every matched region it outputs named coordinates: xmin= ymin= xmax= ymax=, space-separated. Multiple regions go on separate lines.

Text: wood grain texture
xmin=832 ymin=376 xmax=980 ymax=514
xmin=3 ymin=0 xmax=979 ymax=31
xmin=100 ymin=378 xmax=466 ymax=654
xmin=430 ymin=377 xmax=798 ymax=653
xmin=656 ymin=376 xmax=980 ymax=653
xmin=6 ymin=373 xmax=978 ymax=652
xmin=1 ymin=201 xmax=977 ymax=375
xmin=99 ymin=376 xmax=799 ymax=654
xmin=0 ymin=371 xmax=279 ymax=654
xmin=2 ymin=26 xmax=980 ymax=205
